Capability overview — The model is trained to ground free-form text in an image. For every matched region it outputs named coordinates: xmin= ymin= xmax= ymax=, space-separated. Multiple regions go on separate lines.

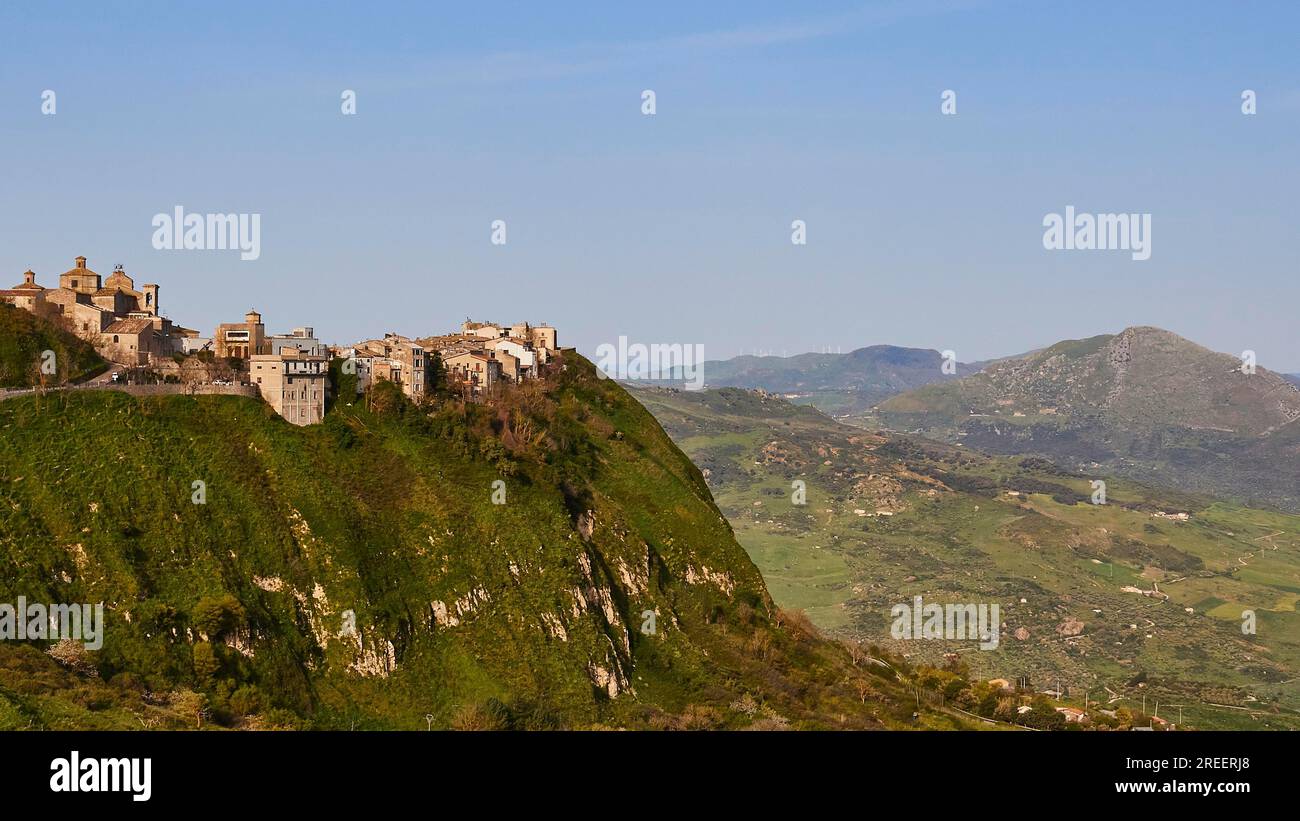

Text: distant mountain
xmin=691 ymin=345 xmax=987 ymax=415
xmin=1287 ymin=373 xmax=1300 ymax=388
xmin=873 ymin=326 xmax=1300 ymax=511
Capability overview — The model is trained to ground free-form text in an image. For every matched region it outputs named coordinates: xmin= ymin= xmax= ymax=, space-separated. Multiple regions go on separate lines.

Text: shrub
xmin=192 ymin=642 xmax=220 ymax=682
xmin=191 ymin=595 xmax=245 ymax=639
xmin=229 ymin=685 xmax=263 ymax=716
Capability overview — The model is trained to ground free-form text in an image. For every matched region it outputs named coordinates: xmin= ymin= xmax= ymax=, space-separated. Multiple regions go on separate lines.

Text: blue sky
xmin=1 ymin=1 xmax=1297 ymax=369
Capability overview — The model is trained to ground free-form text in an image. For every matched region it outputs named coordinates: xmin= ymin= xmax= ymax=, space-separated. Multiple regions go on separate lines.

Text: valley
xmin=632 ymin=386 xmax=1300 ymax=729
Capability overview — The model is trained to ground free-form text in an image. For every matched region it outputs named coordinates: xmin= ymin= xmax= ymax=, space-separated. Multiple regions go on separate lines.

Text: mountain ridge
xmin=686 ymin=344 xmax=987 ymax=415
xmin=872 ymin=326 xmax=1300 ymax=511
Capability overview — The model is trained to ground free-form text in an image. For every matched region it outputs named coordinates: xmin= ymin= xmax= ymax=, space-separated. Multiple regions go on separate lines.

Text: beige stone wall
xmin=251 ymin=353 xmax=327 ymax=425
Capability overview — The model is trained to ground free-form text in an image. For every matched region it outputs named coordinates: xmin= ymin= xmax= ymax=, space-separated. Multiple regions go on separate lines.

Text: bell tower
xmin=142 ymin=283 xmax=159 ymax=315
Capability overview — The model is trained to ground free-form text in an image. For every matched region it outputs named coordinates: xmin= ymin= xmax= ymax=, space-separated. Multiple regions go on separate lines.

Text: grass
xmin=0 ymin=354 xmax=950 ymax=730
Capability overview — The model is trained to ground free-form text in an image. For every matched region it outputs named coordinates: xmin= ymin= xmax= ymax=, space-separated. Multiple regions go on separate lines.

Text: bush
xmin=191 ymin=595 xmax=245 ymax=639
xmin=229 ymin=685 xmax=263 ymax=716
xmin=449 ymin=700 xmax=509 ymax=731
xmin=192 ymin=642 xmax=220 ymax=682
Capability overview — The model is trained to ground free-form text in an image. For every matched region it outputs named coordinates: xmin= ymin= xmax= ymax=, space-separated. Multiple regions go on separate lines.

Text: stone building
xmin=352 ymin=333 xmax=430 ymax=401
xmin=55 ymin=258 xmax=160 ymax=317
xmin=269 ymin=327 xmax=324 ymax=356
xmin=215 ymin=310 xmax=268 ymax=359
xmin=250 ymin=348 xmax=328 ymax=426
xmin=102 ymin=317 xmax=168 ymax=365
xmin=443 ymin=350 xmax=500 ymax=393
xmin=0 ymin=271 xmax=48 ymax=314
xmin=6 ymin=258 xmax=181 ymax=360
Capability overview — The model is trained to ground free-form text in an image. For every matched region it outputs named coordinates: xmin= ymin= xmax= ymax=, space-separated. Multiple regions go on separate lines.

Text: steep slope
xmin=633 ymin=385 xmax=1300 ymax=730
xmin=0 ymin=354 xmax=939 ymax=730
xmin=872 ymin=327 xmax=1300 ymax=511
xmin=687 ymin=345 xmax=985 ymax=415
xmin=0 ymin=304 xmax=105 ymax=388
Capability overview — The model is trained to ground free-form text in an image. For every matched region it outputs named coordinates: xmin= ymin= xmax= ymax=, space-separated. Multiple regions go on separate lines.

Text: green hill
xmin=0 ymin=304 xmax=105 ymax=388
xmin=0 ymin=353 xmax=946 ymax=730
xmin=871 ymin=327 xmax=1300 ymax=512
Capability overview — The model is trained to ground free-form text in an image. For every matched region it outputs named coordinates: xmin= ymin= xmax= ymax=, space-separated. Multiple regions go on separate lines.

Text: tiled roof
xmin=104 ymin=318 xmax=155 ymax=334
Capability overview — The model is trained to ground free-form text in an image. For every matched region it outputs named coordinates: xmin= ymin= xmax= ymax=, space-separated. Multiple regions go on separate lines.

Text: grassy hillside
xmin=0 ymin=304 xmax=105 ymax=388
xmin=0 ymin=353 xmax=951 ymax=730
xmin=633 ymin=386 xmax=1300 ymax=730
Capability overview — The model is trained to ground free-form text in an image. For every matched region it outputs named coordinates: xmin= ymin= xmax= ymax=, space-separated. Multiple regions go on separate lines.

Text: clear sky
xmin=1 ymin=1 xmax=1297 ymax=370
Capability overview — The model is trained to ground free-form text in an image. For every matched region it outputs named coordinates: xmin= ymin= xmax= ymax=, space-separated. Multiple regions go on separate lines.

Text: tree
xmin=853 ymin=678 xmax=878 ymax=704
xmin=168 ymin=690 xmax=209 ymax=729
xmin=192 ymin=594 xmax=245 ymax=639
xmin=1019 ymin=697 xmax=1066 ymax=730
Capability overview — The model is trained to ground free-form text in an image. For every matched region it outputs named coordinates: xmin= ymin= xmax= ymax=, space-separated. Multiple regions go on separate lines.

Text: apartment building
xmin=215 ymin=310 xmax=268 ymax=359
xmin=443 ymin=350 xmax=501 ymax=394
xmin=353 ymin=333 xmax=430 ymax=401
xmin=250 ymin=348 xmax=329 ymax=426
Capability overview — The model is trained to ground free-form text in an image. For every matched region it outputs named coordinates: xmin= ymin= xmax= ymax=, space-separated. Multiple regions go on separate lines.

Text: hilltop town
xmin=1 ymin=257 xmax=558 ymax=424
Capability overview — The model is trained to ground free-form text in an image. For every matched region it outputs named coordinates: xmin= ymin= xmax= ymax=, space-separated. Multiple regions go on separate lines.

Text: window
xmin=113 ymin=335 xmax=119 ymax=343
